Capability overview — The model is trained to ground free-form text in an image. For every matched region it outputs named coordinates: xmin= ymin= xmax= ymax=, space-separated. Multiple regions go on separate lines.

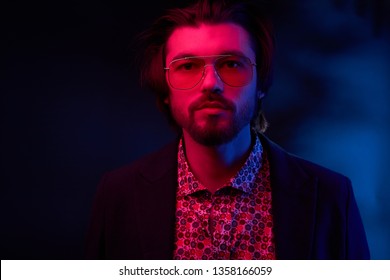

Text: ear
xmin=257 ymin=90 xmax=265 ymax=100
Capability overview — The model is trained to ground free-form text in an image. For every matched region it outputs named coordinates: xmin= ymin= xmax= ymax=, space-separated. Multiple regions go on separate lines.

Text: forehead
xmin=165 ymin=23 xmax=255 ymax=63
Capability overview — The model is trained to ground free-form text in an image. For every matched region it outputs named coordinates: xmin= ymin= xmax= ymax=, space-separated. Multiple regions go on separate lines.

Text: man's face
xmin=165 ymin=23 xmax=258 ymax=146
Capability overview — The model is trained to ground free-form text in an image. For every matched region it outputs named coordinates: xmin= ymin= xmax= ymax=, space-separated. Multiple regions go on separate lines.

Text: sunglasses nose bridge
xmin=202 ymin=62 xmax=216 ymax=72
xmin=201 ymin=62 xmax=222 ymax=81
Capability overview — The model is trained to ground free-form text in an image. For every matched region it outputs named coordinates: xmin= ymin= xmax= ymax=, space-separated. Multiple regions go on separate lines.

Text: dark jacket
xmin=85 ymin=134 xmax=370 ymax=259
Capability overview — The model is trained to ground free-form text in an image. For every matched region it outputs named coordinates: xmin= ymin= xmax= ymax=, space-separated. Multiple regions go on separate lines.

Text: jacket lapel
xmin=133 ymin=141 xmax=178 ymax=259
xmin=260 ymin=134 xmax=318 ymax=259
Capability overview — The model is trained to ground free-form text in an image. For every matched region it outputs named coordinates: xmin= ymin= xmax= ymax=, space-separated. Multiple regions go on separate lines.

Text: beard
xmin=171 ymin=94 xmax=256 ymax=146
xmin=186 ymin=114 xmax=249 ymax=146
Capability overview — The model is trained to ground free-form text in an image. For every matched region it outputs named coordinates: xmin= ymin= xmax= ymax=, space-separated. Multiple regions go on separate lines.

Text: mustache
xmin=189 ymin=95 xmax=236 ymax=112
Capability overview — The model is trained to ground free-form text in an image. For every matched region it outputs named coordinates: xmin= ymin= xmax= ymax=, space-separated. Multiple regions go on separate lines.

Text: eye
xmin=218 ymin=57 xmax=245 ymax=70
xmin=227 ymin=60 xmax=242 ymax=68
xmin=172 ymin=59 xmax=203 ymax=72
xmin=181 ymin=62 xmax=195 ymax=70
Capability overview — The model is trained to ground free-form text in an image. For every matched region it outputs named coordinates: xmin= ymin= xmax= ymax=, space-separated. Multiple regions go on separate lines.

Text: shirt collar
xmin=177 ymin=136 xmax=263 ymax=196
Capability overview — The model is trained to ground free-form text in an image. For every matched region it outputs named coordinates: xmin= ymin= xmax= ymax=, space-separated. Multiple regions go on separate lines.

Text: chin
xmin=189 ymin=123 xmax=241 ymax=146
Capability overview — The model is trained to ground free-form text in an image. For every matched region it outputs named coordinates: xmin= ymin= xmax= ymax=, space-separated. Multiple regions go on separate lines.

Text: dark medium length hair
xmin=135 ymin=0 xmax=275 ymax=133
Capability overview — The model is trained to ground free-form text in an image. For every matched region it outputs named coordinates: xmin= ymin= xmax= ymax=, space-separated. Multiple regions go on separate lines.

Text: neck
xmin=182 ymin=125 xmax=253 ymax=193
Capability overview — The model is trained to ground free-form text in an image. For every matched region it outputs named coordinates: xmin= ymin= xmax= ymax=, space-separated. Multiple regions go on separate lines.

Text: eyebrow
xmin=170 ymin=50 xmax=248 ymax=62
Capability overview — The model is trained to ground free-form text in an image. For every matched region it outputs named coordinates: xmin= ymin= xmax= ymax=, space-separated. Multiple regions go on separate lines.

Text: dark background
xmin=2 ymin=0 xmax=390 ymax=259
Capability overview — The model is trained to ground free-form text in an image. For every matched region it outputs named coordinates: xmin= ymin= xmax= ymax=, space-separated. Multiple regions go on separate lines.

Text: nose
xmin=200 ymin=64 xmax=224 ymax=94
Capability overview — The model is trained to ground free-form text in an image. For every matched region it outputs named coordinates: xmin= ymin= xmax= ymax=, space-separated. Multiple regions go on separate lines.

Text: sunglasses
xmin=164 ymin=54 xmax=256 ymax=90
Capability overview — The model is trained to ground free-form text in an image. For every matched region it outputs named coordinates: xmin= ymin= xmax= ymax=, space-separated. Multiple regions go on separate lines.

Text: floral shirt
xmin=173 ymin=137 xmax=275 ymax=259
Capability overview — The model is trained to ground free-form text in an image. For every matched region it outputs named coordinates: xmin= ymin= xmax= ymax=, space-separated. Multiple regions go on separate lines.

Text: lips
xmin=196 ymin=102 xmax=228 ymax=110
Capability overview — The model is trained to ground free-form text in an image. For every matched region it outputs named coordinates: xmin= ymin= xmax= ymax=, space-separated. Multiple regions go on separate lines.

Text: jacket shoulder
xmin=259 ymin=133 xmax=352 ymax=194
xmin=101 ymin=140 xmax=178 ymax=187
xmin=293 ymin=154 xmax=350 ymax=183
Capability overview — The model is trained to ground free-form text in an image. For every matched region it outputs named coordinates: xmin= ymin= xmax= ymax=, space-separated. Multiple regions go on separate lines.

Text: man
xmin=85 ymin=0 xmax=370 ymax=259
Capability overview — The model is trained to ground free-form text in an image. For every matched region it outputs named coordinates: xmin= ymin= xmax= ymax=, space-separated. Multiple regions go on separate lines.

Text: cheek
xmin=236 ymin=90 xmax=258 ymax=117
xmin=167 ymin=92 xmax=191 ymax=114
xmin=232 ymin=85 xmax=257 ymax=106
